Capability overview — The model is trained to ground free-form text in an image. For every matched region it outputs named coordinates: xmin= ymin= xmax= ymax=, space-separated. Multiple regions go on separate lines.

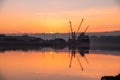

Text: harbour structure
xmin=68 ymin=18 xmax=90 ymax=48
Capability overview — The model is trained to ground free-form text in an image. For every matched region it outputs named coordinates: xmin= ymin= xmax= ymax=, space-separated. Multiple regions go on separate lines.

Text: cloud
xmin=0 ymin=0 xmax=4 ymax=9
xmin=0 ymin=0 xmax=3 ymax=5
xmin=115 ymin=0 xmax=120 ymax=6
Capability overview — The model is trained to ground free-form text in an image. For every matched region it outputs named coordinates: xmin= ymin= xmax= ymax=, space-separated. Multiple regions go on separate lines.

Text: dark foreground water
xmin=0 ymin=49 xmax=120 ymax=80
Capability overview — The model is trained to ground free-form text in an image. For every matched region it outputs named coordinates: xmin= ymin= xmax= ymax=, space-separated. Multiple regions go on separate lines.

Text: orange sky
xmin=0 ymin=0 xmax=120 ymax=33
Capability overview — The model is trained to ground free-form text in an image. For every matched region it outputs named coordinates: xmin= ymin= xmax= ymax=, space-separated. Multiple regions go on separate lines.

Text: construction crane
xmin=69 ymin=18 xmax=84 ymax=42
xmin=78 ymin=25 xmax=89 ymax=39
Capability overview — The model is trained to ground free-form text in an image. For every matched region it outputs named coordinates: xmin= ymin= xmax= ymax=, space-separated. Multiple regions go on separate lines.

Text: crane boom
xmin=76 ymin=18 xmax=84 ymax=33
xmin=84 ymin=25 xmax=89 ymax=33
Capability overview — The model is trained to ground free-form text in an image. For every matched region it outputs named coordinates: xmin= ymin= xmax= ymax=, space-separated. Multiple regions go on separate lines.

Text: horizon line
xmin=0 ymin=30 xmax=120 ymax=34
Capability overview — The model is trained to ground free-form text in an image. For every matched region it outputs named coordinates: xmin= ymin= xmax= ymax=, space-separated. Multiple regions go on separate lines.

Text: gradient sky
xmin=0 ymin=0 xmax=120 ymax=33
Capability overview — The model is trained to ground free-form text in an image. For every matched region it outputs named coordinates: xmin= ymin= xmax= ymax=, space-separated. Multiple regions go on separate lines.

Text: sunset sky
xmin=0 ymin=0 xmax=120 ymax=33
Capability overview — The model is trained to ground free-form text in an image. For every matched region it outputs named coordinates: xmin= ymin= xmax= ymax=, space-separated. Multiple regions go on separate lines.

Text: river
xmin=0 ymin=48 xmax=120 ymax=80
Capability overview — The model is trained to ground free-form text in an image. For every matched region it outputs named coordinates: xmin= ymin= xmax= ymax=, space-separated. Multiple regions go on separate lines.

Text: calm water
xmin=0 ymin=49 xmax=120 ymax=80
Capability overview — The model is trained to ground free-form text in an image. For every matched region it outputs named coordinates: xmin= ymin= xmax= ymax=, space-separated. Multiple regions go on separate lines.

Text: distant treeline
xmin=0 ymin=34 xmax=67 ymax=47
xmin=90 ymin=35 xmax=120 ymax=43
xmin=1 ymin=34 xmax=120 ymax=42
xmin=0 ymin=34 xmax=44 ymax=41
xmin=0 ymin=34 xmax=120 ymax=50
xmin=90 ymin=35 xmax=120 ymax=49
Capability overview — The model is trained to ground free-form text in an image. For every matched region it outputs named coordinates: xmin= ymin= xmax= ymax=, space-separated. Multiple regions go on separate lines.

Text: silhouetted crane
xmin=69 ymin=18 xmax=84 ymax=42
xmin=68 ymin=18 xmax=90 ymax=70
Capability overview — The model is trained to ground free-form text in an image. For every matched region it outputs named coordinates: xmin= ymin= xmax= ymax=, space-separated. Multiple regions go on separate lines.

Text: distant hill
xmin=87 ymin=31 xmax=120 ymax=36
xmin=4 ymin=30 xmax=120 ymax=40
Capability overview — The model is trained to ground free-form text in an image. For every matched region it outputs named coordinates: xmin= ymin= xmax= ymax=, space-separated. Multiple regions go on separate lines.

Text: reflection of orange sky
xmin=0 ymin=7 xmax=120 ymax=33
xmin=0 ymin=51 xmax=120 ymax=79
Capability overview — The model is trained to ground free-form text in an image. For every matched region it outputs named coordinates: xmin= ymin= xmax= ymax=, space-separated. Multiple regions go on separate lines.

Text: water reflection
xmin=0 ymin=47 xmax=120 ymax=80
xmin=1 ymin=45 xmax=120 ymax=56
xmin=68 ymin=46 xmax=89 ymax=71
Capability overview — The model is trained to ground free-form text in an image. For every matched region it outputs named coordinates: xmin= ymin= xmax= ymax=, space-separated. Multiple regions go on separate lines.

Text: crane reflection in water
xmin=68 ymin=46 xmax=89 ymax=71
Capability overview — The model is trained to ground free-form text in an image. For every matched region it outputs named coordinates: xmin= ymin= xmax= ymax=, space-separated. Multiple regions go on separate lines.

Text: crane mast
xmin=69 ymin=21 xmax=73 ymax=33
xmin=69 ymin=21 xmax=76 ymax=41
